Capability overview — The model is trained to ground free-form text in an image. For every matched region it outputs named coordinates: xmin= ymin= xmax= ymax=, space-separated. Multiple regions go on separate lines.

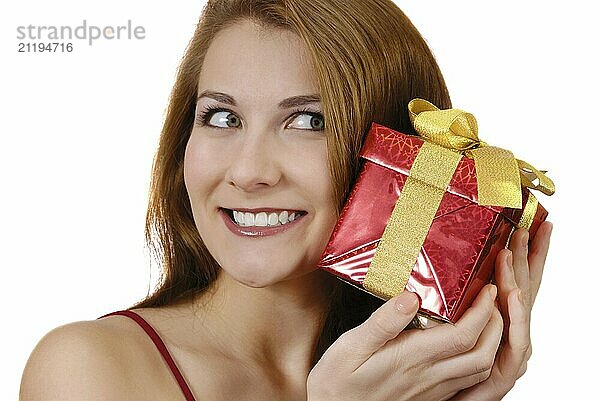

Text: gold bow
xmin=408 ymin=98 xmax=555 ymax=207
xmin=363 ymin=99 xmax=555 ymax=303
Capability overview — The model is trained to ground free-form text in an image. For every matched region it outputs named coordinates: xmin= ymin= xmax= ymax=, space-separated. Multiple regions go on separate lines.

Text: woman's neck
xmin=179 ymin=268 xmax=336 ymax=381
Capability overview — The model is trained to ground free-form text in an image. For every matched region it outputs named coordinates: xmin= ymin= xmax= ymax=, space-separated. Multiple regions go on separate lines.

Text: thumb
xmin=342 ymin=291 xmax=420 ymax=369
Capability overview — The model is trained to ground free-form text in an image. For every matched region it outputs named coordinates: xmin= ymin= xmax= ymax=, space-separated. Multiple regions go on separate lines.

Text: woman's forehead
xmin=198 ymin=21 xmax=319 ymax=102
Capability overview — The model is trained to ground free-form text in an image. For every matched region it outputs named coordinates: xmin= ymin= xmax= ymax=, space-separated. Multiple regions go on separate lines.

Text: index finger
xmin=325 ymin=291 xmax=419 ymax=372
xmin=410 ymin=284 xmax=497 ymax=362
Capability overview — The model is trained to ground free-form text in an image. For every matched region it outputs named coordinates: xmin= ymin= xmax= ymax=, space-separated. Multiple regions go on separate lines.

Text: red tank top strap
xmin=98 ymin=310 xmax=197 ymax=401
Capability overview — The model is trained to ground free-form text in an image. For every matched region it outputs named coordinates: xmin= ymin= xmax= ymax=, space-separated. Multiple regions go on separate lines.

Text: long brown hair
xmin=130 ymin=0 xmax=451 ymax=359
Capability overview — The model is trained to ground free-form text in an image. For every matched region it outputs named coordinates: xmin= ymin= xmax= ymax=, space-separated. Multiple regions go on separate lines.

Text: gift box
xmin=317 ymin=99 xmax=554 ymax=323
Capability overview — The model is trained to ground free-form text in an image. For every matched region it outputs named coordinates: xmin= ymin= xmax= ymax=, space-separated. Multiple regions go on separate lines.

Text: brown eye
xmin=287 ymin=112 xmax=325 ymax=131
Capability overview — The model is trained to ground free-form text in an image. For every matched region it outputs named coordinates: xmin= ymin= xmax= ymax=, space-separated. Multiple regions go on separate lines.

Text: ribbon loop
xmin=409 ymin=99 xmax=480 ymax=151
xmin=517 ymin=159 xmax=556 ymax=196
xmin=408 ymin=98 xmax=554 ymax=208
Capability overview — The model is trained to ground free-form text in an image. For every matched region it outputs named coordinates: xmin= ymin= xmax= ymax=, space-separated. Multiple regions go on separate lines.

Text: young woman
xmin=20 ymin=1 xmax=552 ymax=400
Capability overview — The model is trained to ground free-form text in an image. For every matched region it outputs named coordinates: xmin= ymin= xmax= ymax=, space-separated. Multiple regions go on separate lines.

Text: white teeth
xmin=268 ymin=213 xmax=279 ymax=225
xmin=254 ymin=212 xmax=268 ymax=226
xmin=229 ymin=209 xmax=303 ymax=227
xmin=278 ymin=211 xmax=288 ymax=224
xmin=244 ymin=212 xmax=255 ymax=226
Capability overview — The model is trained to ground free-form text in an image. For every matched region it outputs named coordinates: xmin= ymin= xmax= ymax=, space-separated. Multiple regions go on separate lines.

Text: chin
xmin=222 ymin=260 xmax=283 ymax=287
xmin=229 ymin=271 xmax=283 ymax=288
xmin=223 ymin=259 xmax=316 ymax=288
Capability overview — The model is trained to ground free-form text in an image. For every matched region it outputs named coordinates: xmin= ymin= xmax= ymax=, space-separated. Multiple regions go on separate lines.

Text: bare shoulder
xmin=19 ymin=318 xmax=141 ymax=401
xmin=19 ymin=316 xmax=175 ymax=401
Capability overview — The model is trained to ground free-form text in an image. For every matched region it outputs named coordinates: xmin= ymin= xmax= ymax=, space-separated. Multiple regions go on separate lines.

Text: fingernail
xmin=507 ymin=250 xmax=513 ymax=268
xmin=395 ymin=292 xmax=420 ymax=312
xmin=489 ymin=285 xmax=497 ymax=300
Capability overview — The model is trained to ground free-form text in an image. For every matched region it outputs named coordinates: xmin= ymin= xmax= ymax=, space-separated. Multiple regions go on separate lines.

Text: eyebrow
xmin=196 ymin=90 xmax=321 ymax=109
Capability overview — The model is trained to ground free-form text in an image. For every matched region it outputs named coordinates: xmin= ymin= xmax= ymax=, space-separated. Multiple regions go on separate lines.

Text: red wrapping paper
xmin=318 ymin=123 xmax=548 ymax=323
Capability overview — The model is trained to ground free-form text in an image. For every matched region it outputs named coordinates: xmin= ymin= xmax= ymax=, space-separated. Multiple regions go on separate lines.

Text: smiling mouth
xmin=220 ymin=207 xmax=307 ymax=227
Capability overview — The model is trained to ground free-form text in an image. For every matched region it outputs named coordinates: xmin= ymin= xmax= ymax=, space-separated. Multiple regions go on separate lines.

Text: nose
xmin=225 ymin=129 xmax=282 ymax=192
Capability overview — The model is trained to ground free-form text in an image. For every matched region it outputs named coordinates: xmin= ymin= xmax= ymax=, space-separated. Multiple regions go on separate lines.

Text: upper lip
xmin=220 ymin=207 xmax=306 ymax=214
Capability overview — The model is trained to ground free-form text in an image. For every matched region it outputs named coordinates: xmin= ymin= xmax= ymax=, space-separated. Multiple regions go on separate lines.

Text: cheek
xmin=183 ymin=133 xmax=224 ymax=200
xmin=289 ymin=143 xmax=338 ymax=227
xmin=303 ymin=144 xmax=335 ymax=207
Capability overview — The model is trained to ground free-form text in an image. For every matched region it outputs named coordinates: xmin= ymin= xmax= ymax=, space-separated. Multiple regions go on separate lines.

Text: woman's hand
xmin=307 ymin=283 xmax=503 ymax=401
xmin=450 ymin=221 xmax=553 ymax=401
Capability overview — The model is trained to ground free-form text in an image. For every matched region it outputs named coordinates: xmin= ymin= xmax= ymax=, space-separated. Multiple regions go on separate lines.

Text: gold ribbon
xmin=364 ymin=142 xmax=461 ymax=299
xmin=518 ymin=192 xmax=539 ymax=230
xmin=363 ymin=99 xmax=555 ymax=300
xmin=407 ymin=99 xmax=555 ymax=206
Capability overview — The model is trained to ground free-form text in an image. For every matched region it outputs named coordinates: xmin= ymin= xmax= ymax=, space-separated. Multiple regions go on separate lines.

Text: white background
xmin=1 ymin=1 xmax=597 ymax=399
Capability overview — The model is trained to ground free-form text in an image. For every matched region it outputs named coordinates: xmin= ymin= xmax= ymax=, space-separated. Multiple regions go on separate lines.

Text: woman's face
xmin=184 ymin=20 xmax=338 ymax=287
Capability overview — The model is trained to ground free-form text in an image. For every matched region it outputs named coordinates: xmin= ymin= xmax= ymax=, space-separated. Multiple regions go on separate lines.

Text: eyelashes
xmin=194 ymin=105 xmax=325 ymax=131
xmin=195 ymin=105 xmax=230 ymax=127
